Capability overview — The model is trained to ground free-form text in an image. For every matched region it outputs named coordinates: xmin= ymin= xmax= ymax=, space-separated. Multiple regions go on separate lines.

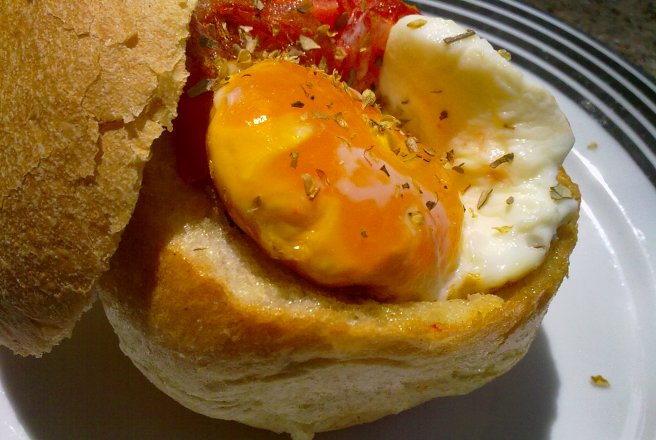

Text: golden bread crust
xmin=0 ymin=0 xmax=196 ymax=355
xmin=99 ymin=137 xmax=579 ymax=439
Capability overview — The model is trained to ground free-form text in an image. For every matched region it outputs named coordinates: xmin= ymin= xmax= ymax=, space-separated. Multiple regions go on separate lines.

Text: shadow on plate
xmin=0 ymin=303 xmax=558 ymax=440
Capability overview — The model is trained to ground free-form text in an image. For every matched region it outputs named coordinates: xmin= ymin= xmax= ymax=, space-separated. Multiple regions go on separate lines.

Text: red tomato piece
xmin=311 ymin=0 xmax=340 ymax=27
xmin=172 ymin=0 xmax=419 ymax=184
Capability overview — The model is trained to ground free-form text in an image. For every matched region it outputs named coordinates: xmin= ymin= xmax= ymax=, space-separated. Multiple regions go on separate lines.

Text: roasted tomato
xmin=173 ymin=0 xmax=418 ymax=183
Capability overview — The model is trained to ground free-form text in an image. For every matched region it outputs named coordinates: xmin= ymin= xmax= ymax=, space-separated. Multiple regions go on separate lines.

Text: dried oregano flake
xmin=236 ymin=48 xmax=252 ymax=68
xmin=493 ymin=225 xmax=513 ymax=235
xmin=443 ymin=29 xmax=476 ymax=44
xmin=477 ymin=187 xmax=493 ymax=209
xmin=408 ymin=211 xmax=425 ymax=226
xmin=302 ymin=173 xmax=320 ymax=200
xmin=316 ymin=168 xmax=330 ymax=186
xmin=289 ymin=151 xmax=299 ymax=168
xmin=591 ymin=375 xmax=610 ymax=387
xmin=361 ymin=89 xmax=376 ymax=109
xmin=451 ymin=162 xmax=465 ymax=174
xmin=405 ymin=137 xmax=419 ymax=153
xmin=550 ymin=183 xmax=573 ymax=200
xmin=200 ymin=35 xmax=219 ymax=49
xmin=249 ymin=195 xmax=263 ymax=212
xmin=406 ymin=18 xmax=428 ymax=29
xmin=497 ymin=48 xmax=512 ymax=60
xmin=299 ymin=35 xmax=321 ymax=51
xmin=490 ymin=152 xmax=514 ymax=169
xmin=313 ymin=111 xmax=348 ymax=128
xmin=187 ymin=78 xmax=216 ymax=98
xmin=334 ymin=112 xmax=348 ymax=129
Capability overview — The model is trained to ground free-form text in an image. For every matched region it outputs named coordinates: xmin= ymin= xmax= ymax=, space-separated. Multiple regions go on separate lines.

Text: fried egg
xmin=206 ymin=16 xmax=577 ymax=302
xmin=207 ymin=59 xmax=463 ymax=301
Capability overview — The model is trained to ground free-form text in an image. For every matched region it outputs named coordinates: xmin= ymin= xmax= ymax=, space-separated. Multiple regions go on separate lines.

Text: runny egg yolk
xmin=207 ymin=60 xmax=463 ymax=301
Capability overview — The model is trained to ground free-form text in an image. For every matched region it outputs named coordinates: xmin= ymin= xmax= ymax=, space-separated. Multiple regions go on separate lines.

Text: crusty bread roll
xmin=0 ymin=0 xmax=195 ymax=355
xmin=98 ymin=135 xmax=579 ymax=440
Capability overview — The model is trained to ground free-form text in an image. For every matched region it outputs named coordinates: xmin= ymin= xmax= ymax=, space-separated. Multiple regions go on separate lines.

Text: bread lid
xmin=0 ymin=0 xmax=196 ymax=355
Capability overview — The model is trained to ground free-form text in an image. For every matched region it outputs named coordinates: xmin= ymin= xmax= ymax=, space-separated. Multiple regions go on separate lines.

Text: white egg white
xmin=379 ymin=15 xmax=578 ymax=299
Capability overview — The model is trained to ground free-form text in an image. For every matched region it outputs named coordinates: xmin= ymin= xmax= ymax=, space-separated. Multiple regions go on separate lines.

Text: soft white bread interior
xmin=0 ymin=0 xmax=196 ymax=356
xmin=99 ymin=135 xmax=579 ymax=439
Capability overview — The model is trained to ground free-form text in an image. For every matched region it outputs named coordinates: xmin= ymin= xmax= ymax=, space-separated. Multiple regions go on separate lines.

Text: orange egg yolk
xmin=207 ymin=59 xmax=462 ymax=301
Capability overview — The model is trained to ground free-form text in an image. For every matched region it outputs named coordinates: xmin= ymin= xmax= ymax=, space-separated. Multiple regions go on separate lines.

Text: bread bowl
xmin=100 ymin=5 xmax=579 ymax=439
xmin=99 ymin=135 xmax=577 ymax=439
xmin=1 ymin=0 xmax=579 ymax=438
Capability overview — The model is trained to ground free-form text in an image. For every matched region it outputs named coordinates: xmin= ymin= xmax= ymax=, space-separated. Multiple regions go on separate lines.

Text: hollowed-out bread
xmin=99 ymin=135 xmax=579 ymax=439
xmin=0 ymin=0 xmax=196 ymax=355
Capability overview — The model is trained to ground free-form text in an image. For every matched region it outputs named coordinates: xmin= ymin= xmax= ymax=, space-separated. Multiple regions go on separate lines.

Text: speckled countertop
xmin=520 ymin=0 xmax=656 ymax=79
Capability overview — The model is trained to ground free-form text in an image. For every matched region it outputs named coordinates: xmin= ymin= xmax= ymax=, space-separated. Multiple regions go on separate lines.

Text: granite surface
xmin=520 ymin=0 xmax=656 ymax=80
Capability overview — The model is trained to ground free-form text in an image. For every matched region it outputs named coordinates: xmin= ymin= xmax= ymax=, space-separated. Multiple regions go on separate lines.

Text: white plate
xmin=1 ymin=1 xmax=655 ymax=439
